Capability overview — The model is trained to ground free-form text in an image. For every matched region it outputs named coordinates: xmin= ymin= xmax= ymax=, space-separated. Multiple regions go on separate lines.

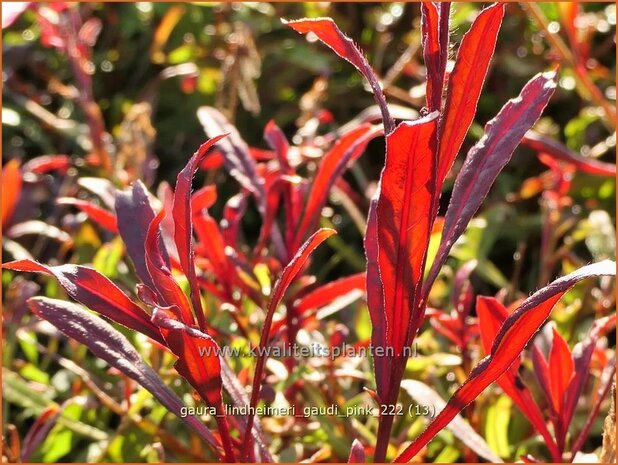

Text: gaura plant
xmin=3 ymin=2 xmax=616 ymax=463
xmin=285 ymin=2 xmax=615 ymax=462
xmin=4 ymin=135 xmax=337 ymax=462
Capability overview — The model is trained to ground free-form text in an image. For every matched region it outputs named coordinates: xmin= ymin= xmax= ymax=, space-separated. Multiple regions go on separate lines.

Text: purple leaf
xmin=115 ymin=180 xmax=168 ymax=290
xmin=173 ymin=134 xmax=228 ymax=331
xmin=196 ymin=107 xmax=266 ymax=208
xmin=348 ymin=439 xmax=366 ymax=463
xmin=27 ymin=296 xmax=222 ymax=455
xmin=424 ymin=70 xmax=557 ymax=295
xmin=3 ymin=259 xmax=164 ymax=344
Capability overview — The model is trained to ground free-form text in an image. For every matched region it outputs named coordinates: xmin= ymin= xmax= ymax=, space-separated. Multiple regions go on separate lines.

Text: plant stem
xmin=215 ymin=413 xmax=237 ymax=462
xmin=374 ymin=413 xmax=395 ymax=463
xmin=374 ymin=360 xmax=405 ymax=462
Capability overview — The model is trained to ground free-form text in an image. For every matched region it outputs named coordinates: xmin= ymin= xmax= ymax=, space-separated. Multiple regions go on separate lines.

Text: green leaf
xmin=19 ymin=362 xmax=49 ymax=384
xmin=485 ymin=395 xmax=512 ymax=459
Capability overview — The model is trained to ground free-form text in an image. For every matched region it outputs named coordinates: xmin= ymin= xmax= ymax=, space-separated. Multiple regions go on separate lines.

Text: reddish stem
xmin=215 ymin=411 xmax=237 ymax=462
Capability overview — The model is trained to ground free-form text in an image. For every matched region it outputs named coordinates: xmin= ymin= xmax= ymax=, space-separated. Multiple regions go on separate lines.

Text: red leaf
xmin=425 ymin=70 xmax=557 ymax=295
xmin=294 ymin=124 xmax=379 ymax=251
xmin=221 ymin=192 xmax=248 ymax=247
xmin=3 ymin=259 xmax=164 ymax=344
xmin=548 ymin=327 xmax=574 ymax=413
xmin=264 ymin=121 xmax=303 ymax=249
xmin=151 ymin=307 xmax=221 ymax=406
xmin=364 ymin=199 xmax=388 ymax=400
xmin=242 ymin=228 xmax=335 ymax=459
xmin=477 ymin=296 xmax=509 ymax=355
xmin=531 ymin=346 xmax=553 ymax=413
xmin=436 ymin=3 xmax=504 ymax=189
xmin=22 ymin=154 xmax=71 ymax=174
xmin=2 ymin=159 xmax=22 ymax=226
xmin=198 ymin=149 xmax=224 ymax=170
xmin=144 ymin=210 xmax=195 ymax=326
xmin=253 ymin=177 xmax=283 ymax=256
xmin=284 ymin=17 xmax=394 ymax=133
xmin=395 ymin=260 xmax=615 ymax=462
xmin=115 ymin=181 xmax=166 ymax=292
xmin=563 ymin=314 xmax=616 ymax=431
xmin=421 ymin=2 xmax=450 ymax=111
xmin=198 ymin=107 xmax=286 ymax=257
xmin=294 ymin=272 xmax=365 ymax=315
xmin=193 ymin=212 xmax=234 ymax=296
xmin=192 ymin=185 xmax=217 ymax=213
xmin=150 ymin=307 xmax=236 ymax=461
xmin=522 ymin=131 xmax=616 ymax=177
xmin=272 ymin=272 xmax=365 ymax=335
xmin=173 ymin=134 xmax=227 ymax=330
xmin=57 ymin=198 xmax=118 ymax=233
xmin=376 ymin=113 xmax=439 ymax=357
xmin=477 ymin=296 xmax=560 ymax=459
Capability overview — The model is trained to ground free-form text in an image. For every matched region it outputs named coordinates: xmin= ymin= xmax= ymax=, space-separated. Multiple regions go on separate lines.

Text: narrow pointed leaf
xmin=27 ymin=297 xmax=222 ymax=454
xmin=548 ymin=328 xmax=574 ymax=413
xmin=401 ymin=379 xmax=503 ymax=463
xmin=284 ymin=17 xmax=394 ymax=133
xmin=243 ymin=228 xmax=336 ymax=458
xmin=20 ymin=406 xmax=60 ymax=462
xmin=563 ymin=314 xmax=616 ymax=430
xmin=221 ymin=192 xmax=248 ymax=247
xmin=436 ymin=3 xmax=505 ymax=189
xmin=173 ymin=134 xmax=228 ymax=330
xmin=477 ymin=296 xmax=559 ymax=457
xmin=295 ymin=124 xmax=380 ymax=250
xmin=426 ymin=70 xmax=557 ymax=294
xmin=3 ymin=259 xmax=163 ymax=344
xmin=377 ymin=113 xmax=439 ymax=356
xmin=196 ymin=107 xmax=266 ymax=207
xmin=522 ymin=131 xmax=616 ymax=177
xmin=115 ymin=180 xmax=166 ymax=291
xmin=145 ymin=210 xmax=195 ymax=325
xmin=365 ymin=199 xmax=388 ymax=400
xmin=264 ymin=120 xmax=291 ymax=173
xmin=348 ymin=439 xmax=366 ymax=463
xmin=151 ymin=306 xmax=236 ymax=462
xmin=254 ymin=176 xmax=290 ymax=257
xmin=294 ymin=272 xmax=365 ymax=315
xmin=192 ymin=185 xmax=217 ymax=213
xmin=421 ymin=2 xmax=450 ymax=111
xmin=151 ymin=306 xmax=223 ymax=411
xmin=57 ymin=198 xmax=118 ymax=233
xmin=531 ymin=345 xmax=553 ymax=412
xmin=194 ymin=213 xmax=230 ymax=276
xmin=23 ymin=154 xmax=71 ymax=175
xmin=395 ymin=260 xmax=615 ymax=462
